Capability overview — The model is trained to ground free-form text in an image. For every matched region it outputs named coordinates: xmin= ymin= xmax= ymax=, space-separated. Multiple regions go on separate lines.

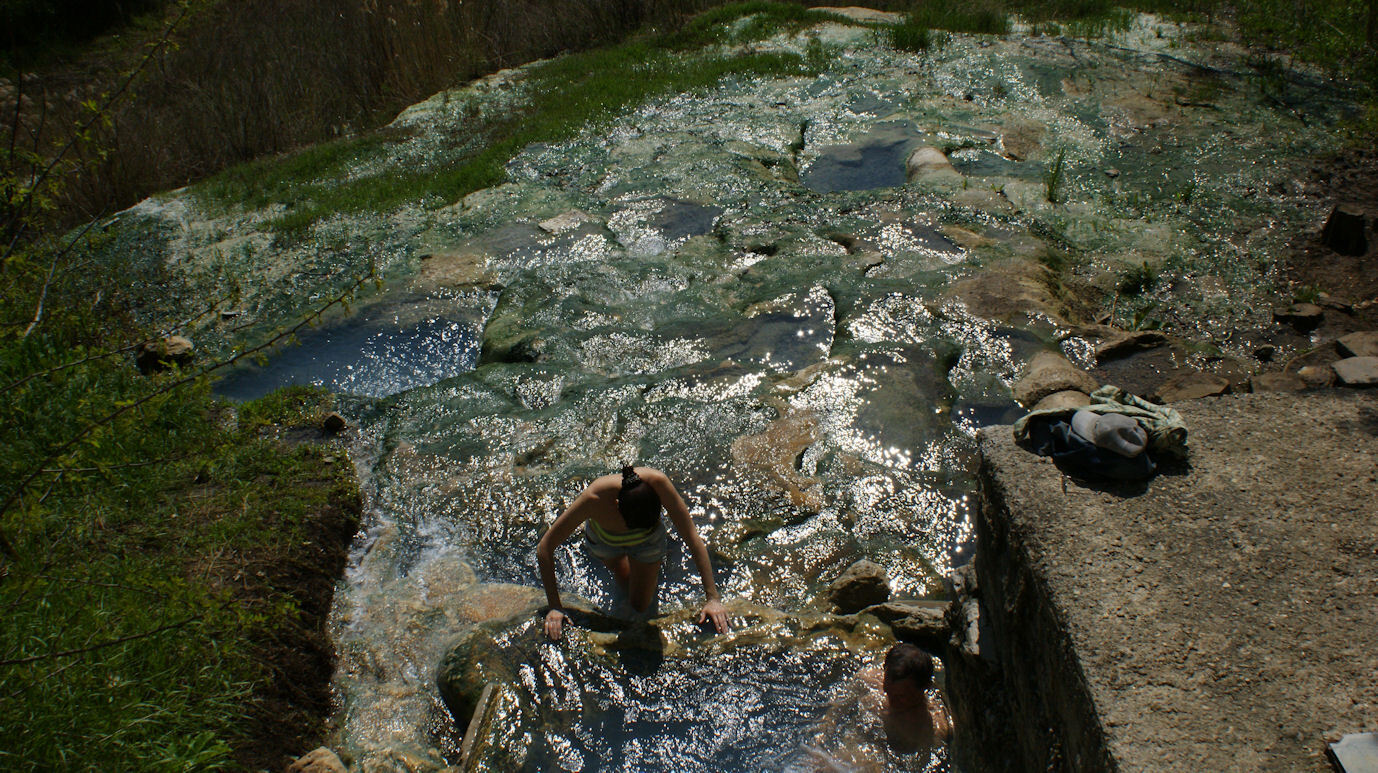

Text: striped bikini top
xmin=586 ymin=518 xmax=656 ymax=546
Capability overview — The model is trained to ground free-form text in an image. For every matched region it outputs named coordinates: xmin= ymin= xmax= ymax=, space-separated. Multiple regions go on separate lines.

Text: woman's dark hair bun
xmin=617 ymin=464 xmax=661 ymax=530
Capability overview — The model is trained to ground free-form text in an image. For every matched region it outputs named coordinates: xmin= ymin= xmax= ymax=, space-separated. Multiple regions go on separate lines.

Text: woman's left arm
xmin=648 ymin=471 xmax=730 ymax=633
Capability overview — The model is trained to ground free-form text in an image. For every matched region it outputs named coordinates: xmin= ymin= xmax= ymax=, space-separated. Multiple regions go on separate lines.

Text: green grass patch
xmin=661 ymin=2 xmax=841 ymax=49
xmin=0 ymin=320 xmax=359 ymax=769
xmin=196 ymin=128 xmax=404 ymax=214
xmin=889 ymin=14 xmax=944 ymax=52
xmin=904 ymin=0 xmax=1012 ymax=36
xmin=194 ymin=3 xmax=838 ymax=238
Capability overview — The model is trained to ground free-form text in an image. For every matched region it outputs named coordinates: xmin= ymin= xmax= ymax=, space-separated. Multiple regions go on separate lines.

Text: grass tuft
xmin=890 ymin=15 xmax=942 ymax=52
xmin=1044 ymin=148 xmax=1068 ymax=204
xmin=904 ymin=0 xmax=1012 ymax=36
xmin=1117 ymin=261 xmax=1159 ymax=295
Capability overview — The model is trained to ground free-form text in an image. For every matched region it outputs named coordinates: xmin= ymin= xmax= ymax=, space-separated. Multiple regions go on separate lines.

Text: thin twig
xmin=0 ymin=3 xmax=190 ymax=267
xmin=20 ymin=217 xmax=101 ymax=339
xmin=2 ymin=295 xmax=230 ymax=393
xmin=3 ymin=658 xmax=81 ymax=702
xmin=0 ymin=272 xmax=371 ymax=556
xmin=35 ymin=472 xmax=63 ymax=506
xmin=0 ymin=614 xmax=202 ymax=667
xmin=40 ymin=454 xmax=186 ymax=474
xmin=31 ymin=574 xmax=171 ymax=599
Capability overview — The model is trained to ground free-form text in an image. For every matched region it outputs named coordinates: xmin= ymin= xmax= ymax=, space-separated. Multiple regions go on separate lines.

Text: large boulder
xmin=1273 ymin=303 xmax=1324 ymax=331
xmin=1296 ymin=364 xmax=1337 ymax=388
xmin=828 ymin=559 xmax=890 ymax=614
xmin=1248 ymin=372 xmax=1307 ymax=393
xmin=1012 ymin=351 xmax=1099 ymax=407
xmin=135 ymin=335 xmax=194 ymax=374
xmin=1320 ymin=204 xmax=1369 ymax=256
xmin=1031 ymin=389 xmax=1091 ymax=412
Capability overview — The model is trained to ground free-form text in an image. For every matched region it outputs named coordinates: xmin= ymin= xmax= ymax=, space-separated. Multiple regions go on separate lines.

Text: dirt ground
xmin=228 ymin=433 xmax=361 ymax=772
xmin=1283 ymin=145 xmax=1378 ymax=334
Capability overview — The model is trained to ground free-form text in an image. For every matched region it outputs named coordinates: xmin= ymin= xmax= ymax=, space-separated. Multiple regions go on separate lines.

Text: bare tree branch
xmin=1 ymin=295 xmax=230 ymax=394
xmin=1 ymin=3 xmax=190 ymax=266
xmin=0 ymin=614 xmax=202 ymax=667
xmin=20 ymin=216 xmax=102 ymax=339
xmin=0 ymin=271 xmax=372 ymax=556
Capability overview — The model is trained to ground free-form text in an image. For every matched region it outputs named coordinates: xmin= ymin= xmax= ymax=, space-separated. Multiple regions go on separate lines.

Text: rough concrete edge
xmin=946 ymin=430 xmax=1118 ymax=773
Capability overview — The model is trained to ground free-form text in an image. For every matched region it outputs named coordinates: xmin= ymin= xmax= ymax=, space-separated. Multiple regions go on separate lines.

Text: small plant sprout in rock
xmin=1044 ymin=148 xmax=1068 ymax=204
xmin=1117 ymin=261 xmax=1158 ymax=296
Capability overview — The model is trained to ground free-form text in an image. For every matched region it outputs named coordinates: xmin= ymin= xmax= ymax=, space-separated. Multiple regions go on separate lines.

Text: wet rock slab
xmin=951 ymin=392 xmax=1378 ymax=773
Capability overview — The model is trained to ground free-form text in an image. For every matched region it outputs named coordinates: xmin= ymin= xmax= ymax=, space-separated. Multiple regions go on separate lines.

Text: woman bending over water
xmin=537 ymin=465 xmax=729 ymax=641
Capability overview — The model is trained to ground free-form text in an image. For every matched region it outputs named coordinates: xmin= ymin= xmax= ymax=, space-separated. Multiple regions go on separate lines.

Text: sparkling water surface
xmin=166 ymin=14 xmax=1354 ymax=771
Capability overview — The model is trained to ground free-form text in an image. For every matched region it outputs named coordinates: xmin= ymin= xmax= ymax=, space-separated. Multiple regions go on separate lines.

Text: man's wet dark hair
xmin=884 ymin=643 xmax=934 ymax=689
xmin=618 ymin=465 xmax=662 ymax=530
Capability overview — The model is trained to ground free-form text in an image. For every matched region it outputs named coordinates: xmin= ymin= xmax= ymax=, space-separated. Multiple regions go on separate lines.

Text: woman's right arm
xmin=536 ymin=487 xmax=595 ymax=641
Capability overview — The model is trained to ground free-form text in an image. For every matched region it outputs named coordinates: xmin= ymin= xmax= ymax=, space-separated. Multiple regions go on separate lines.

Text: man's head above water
xmin=883 ymin=643 xmax=934 ymax=702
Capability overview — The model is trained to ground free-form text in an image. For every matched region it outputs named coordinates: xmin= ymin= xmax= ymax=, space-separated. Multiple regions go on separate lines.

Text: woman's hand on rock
xmin=544 ymin=609 xmax=567 ymax=641
xmin=698 ymin=599 xmax=730 ymax=634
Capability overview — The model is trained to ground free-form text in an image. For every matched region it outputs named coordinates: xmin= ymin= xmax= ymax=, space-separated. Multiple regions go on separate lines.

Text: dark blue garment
xmin=1023 ymin=417 xmax=1156 ymax=481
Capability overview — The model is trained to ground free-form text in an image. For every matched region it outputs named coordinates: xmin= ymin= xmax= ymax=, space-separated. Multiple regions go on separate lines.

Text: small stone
xmin=1104 ymin=168 xmax=1120 ymax=178
xmin=1296 ymin=365 xmax=1336 ymax=387
xmin=1320 ymin=204 xmax=1368 ymax=256
xmin=1273 ymin=303 xmax=1324 ymax=331
xmin=1012 ymin=351 xmax=1099 ymax=407
xmin=1249 ymin=372 xmax=1307 ymax=393
xmin=1032 ymin=390 xmax=1092 ymax=412
xmin=287 ymin=747 xmax=347 ymax=773
xmin=1095 ymin=330 xmax=1169 ymax=362
xmin=322 ymin=412 xmax=348 ymax=433
xmin=537 ymin=209 xmax=591 ymax=234
xmin=905 ymin=147 xmax=962 ymax=184
xmin=1316 ymin=292 xmax=1353 ymax=312
xmin=1337 ymin=331 xmax=1378 ymax=358
xmin=1332 ymin=357 xmax=1378 ymax=387
xmin=1151 ymin=371 xmax=1230 ymax=403
xmin=135 ymin=335 xmax=194 ymax=374
xmin=828 ymin=560 xmax=890 ymax=614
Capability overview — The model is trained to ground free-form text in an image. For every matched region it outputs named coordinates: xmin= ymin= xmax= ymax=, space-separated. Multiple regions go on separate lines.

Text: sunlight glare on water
xmin=141 ymin=12 xmax=1354 ymax=770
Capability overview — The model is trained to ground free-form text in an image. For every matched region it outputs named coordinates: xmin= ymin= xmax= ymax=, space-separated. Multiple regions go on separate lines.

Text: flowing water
xmin=101 ymin=11 xmax=1356 ymax=771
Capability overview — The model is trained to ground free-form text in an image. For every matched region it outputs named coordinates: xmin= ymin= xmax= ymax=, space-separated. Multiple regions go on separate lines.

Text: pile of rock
xmin=1305 ymin=331 xmax=1378 ymax=388
xmin=827 ymin=560 xmax=949 ymax=650
xmin=1075 ymin=321 xmax=1378 ymax=406
xmin=1011 ymin=351 xmax=1097 ymax=410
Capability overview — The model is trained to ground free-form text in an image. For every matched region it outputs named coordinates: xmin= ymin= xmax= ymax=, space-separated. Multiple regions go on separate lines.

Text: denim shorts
xmin=584 ymin=520 xmax=668 ymax=564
